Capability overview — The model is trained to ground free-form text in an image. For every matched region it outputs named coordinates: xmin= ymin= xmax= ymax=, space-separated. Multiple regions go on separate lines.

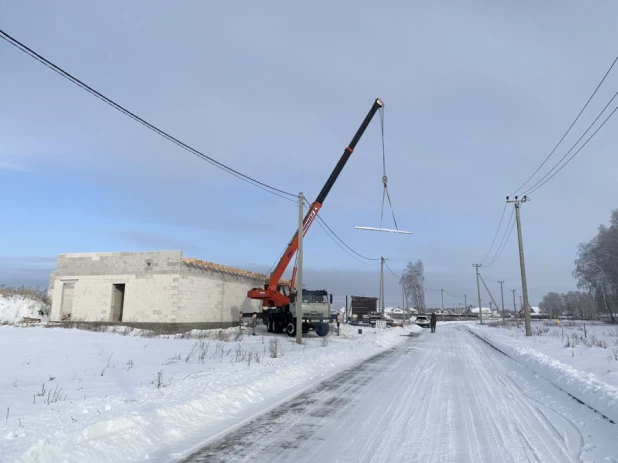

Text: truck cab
xmin=262 ymin=286 xmax=332 ymax=337
xmin=291 ymin=289 xmax=331 ymax=324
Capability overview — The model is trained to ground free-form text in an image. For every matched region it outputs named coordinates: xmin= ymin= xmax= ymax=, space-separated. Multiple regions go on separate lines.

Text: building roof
xmin=182 ymin=258 xmax=291 ymax=285
xmin=182 ymin=258 xmax=267 ymax=280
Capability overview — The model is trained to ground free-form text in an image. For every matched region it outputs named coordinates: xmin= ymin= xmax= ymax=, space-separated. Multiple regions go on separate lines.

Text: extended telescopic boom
xmin=248 ymin=98 xmax=384 ymax=307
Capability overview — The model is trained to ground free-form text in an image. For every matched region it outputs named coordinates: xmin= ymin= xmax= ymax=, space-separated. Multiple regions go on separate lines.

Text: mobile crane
xmin=248 ymin=98 xmax=384 ymax=337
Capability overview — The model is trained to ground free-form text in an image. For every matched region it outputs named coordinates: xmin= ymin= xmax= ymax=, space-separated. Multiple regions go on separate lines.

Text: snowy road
xmin=179 ymin=325 xmax=617 ymax=462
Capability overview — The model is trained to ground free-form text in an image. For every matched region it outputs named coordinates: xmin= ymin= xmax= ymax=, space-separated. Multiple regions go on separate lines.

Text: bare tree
xmin=401 ymin=260 xmax=425 ymax=312
xmin=573 ymin=209 xmax=618 ymax=323
xmin=538 ymin=291 xmax=595 ymax=319
xmin=538 ymin=292 xmax=564 ymax=318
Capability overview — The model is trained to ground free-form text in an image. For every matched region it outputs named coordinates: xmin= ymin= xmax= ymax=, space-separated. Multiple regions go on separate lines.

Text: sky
xmin=1 ymin=1 xmax=618 ymax=308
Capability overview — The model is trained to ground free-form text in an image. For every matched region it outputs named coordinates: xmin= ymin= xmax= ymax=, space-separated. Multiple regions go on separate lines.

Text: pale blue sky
xmin=1 ymin=1 xmax=618 ymax=307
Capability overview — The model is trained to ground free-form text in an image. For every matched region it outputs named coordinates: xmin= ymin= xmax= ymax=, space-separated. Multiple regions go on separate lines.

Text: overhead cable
xmin=480 ymin=203 xmax=508 ymax=265
xmin=511 ymin=54 xmax=618 ymax=196
xmin=0 ymin=28 xmax=297 ymax=201
xmin=524 ymin=102 xmax=618 ymax=195
xmin=486 ymin=214 xmax=516 ymax=268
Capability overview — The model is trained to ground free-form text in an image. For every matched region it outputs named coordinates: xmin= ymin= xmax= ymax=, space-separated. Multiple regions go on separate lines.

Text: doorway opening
xmin=111 ymin=284 xmax=125 ymax=322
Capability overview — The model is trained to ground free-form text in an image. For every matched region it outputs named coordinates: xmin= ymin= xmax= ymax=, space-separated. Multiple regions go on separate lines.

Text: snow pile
xmin=466 ymin=324 xmax=618 ymax=424
xmin=1 ymin=323 xmax=418 ymax=462
xmin=0 ymin=295 xmax=49 ymax=325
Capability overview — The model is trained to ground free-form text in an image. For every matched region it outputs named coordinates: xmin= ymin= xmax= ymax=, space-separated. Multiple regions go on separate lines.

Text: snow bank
xmin=0 ymin=295 xmax=49 ymax=325
xmin=1 ymin=323 xmax=418 ymax=462
xmin=466 ymin=325 xmax=618 ymax=424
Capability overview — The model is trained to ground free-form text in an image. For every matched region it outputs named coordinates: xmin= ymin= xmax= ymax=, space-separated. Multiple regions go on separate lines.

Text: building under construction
xmin=48 ymin=250 xmax=272 ymax=327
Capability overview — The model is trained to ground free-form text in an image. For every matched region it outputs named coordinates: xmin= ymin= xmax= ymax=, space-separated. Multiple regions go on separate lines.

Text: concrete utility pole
xmin=296 ymin=192 xmax=303 ymax=345
xmin=498 ymin=280 xmax=505 ymax=319
xmin=519 ymin=295 xmax=523 ymax=310
xmin=507 ymin=195 xmax=532 ymax=336
xmin=472 ymin=264 xmax=483 ymax=324
xmin=464 ymin=294 xmax=467 ymax=312
xmin=478 ymin=273 xmax=500 ymax=320
xmin=379 ymin=257 xmax=385 ymax=313
xmin=511 ymin=289 xmax=517 ymax=317
xmin=401 ymin=280 xmax=406 ymax=325
xmin=441 ymin=289 xmax=444 ymax=312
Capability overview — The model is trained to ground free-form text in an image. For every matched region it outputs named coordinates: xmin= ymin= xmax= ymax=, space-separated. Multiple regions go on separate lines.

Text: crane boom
xmin=248 ymin=98 xmax=384 ymax=307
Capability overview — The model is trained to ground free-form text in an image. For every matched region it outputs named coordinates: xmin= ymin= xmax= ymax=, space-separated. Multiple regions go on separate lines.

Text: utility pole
xmin=441 ymin=289 xmax=444 ymax=312
xmin=296 ymin=192 xmax=303 ymax=345
xmin=345 ymin=295 xmax=348 ymax=324
xmin=379 ymin=257 xmax=385 ymax=313
xmin=498 ymin=280 xmax=505 ymax=319
xmin=511 ymin=289 xmax=517 ymax=317
xmin=478 ymin=273 xmax=500 ymax=319
xmin=401 ymin=280 xmax=406 ymax=325
xmin=507 ymin=195 xmax=532 ymax=336
xmin=472 ymin=264 xmax=483 ymax=324
xmin=519 ymin=295 xmax=523 ymax=310
xmin=464 ymin=294 xmax=467 ymax=312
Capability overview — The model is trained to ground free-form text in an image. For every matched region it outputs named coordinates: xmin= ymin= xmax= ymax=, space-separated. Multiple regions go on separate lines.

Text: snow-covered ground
xmin=182 ymin=325 xmax=618 ymax=462
xmin=0 ymin=295 xmax=49 ymax=325
xmin=1 ymin=321 xmax=418 ymax=462
xmin=467 ymin=320 xmax=618 ymax=424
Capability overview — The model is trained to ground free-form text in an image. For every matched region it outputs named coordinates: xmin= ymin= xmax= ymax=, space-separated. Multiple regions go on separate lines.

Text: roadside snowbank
xmin=1 ymin=323 xmax=420 ymax=462
xmin=466 ymin=324 xmax=618 ymax=424
xmin=0 ymin=295 xmax=49 ymax=325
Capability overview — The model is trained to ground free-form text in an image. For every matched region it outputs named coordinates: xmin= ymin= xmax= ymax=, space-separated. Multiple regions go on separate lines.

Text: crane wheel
xmin=285 ymin=322 xmax=296 ymax=337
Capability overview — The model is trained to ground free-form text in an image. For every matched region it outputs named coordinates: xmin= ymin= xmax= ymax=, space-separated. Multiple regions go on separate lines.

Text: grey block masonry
xmin=49 ymin=250 xmax=264 ymax=325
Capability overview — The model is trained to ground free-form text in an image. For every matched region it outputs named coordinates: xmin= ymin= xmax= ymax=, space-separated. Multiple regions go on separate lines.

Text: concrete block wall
xmin=50 ymin=274 xmax=179 ymax=322
xmin=50 ymin=251 xmax=182 ymax=322
xmin=177 ymin=264 xmax=263 ymax=323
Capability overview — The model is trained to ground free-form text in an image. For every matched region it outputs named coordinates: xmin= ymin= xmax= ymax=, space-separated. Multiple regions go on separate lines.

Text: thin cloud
xmin=0 ymin=160 xmax=30 ymax=172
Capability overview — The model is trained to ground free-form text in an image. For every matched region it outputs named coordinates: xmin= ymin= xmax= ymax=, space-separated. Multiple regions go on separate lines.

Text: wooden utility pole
xmin=472 ymin=264 xmax=483 ymax=324
xmin=498 ymin=280 xmax=505 ymax=319
xmin=296 ymin=192 xmax=303 ymax=345
xmin=507 ymin=195 xmax=532 ymax=336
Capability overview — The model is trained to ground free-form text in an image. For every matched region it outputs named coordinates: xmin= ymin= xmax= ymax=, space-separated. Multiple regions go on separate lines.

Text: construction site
xmin=47 ymin=98 xmax=409 ymax=335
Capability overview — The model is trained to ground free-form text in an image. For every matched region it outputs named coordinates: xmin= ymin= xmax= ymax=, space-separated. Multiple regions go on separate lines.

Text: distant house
xmin=469 ymin=307 xmax=492 ymax=314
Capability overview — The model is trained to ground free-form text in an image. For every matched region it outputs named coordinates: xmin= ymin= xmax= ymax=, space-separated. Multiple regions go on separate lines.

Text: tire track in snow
xmin=180 ymin=326 xmax=615 ymax=463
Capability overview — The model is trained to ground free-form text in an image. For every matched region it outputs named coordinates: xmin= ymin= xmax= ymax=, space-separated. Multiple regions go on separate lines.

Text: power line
xmin=480 ymin=268 xmax=499 ymax=284
xmin=524 ymin=102 xmax=618 ymax=196
xmin=481 ymin=203 xmax=508 ymax=265
xmin=384 ymin=260 xmax=400 ymax=279
xmin=313 ymin=218 xmax=377 ymax=266
xmin=443 ymin=290 xmax=466 ymax=299
xmin=485 ymin=208 xmax=514 ymax=266
xmin=0 ymin=28 xmax=298 ymax=202
xmin=511 ymin=54 xmax=618 ymax=196
xmin=300 ymin=201 xmax=379 ymax=264
xmin=304 ymin=198 xmax=380 ymax=261
xmin=486 ymin=213 xmax=516 ymax=268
